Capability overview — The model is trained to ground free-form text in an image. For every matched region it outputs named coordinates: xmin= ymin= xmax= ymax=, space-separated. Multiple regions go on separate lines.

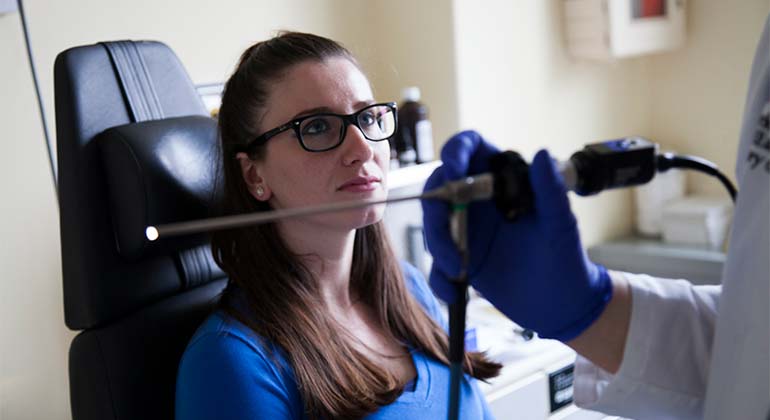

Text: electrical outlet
xmin=0 ymin=0 xmax=18 ymax=15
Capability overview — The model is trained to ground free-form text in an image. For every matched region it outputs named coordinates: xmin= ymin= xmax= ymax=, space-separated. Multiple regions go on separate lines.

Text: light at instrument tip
xmin=146 ymin=226 xmax=159 ymax=241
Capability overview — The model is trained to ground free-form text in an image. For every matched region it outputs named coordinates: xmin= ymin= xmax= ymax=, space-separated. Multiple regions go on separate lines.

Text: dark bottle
xmin=388 ymin=125 xmax=401 ymax=170
xmin=395 ymin=87 xmax=434 ymax=165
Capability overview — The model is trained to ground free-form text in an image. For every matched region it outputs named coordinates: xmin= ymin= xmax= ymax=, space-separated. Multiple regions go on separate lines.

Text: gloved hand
xmin=421 ymin=130 xmax=613 ymax=342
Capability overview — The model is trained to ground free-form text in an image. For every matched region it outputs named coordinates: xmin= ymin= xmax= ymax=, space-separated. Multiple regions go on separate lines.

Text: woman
xmin=175 ymin=32 xmax=500 ymax=419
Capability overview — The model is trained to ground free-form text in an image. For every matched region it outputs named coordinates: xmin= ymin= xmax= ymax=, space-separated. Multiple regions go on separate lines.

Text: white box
xmin=564 ymin=0 xmax=686 ymax=60
xmin=661 ymin=195 xmax=732 ymax=249
xmin=634 ymin=168 xmax=686 ymax=236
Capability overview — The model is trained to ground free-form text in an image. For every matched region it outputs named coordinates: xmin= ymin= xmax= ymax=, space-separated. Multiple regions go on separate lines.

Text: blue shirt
xmin=175 ymin=262 xmax=494 ymax=419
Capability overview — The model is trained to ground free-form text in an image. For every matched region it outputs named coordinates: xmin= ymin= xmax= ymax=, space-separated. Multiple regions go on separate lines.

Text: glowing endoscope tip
xmin=145 ymin=226 xmax=159 ymax=242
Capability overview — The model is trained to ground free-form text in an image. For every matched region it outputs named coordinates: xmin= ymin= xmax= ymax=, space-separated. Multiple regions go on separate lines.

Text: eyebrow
xmin=290 ymin=100 xmax=375 ymax=120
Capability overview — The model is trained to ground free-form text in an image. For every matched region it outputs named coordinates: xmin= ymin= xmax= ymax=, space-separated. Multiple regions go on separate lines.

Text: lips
xmin=338 ymin=175 xmax=382 ymax=192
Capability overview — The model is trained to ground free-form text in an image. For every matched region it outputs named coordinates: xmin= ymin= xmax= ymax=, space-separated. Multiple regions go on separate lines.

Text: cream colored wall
xmin=337 ymin=0 xmax=460 ymax=155
xmin=452 ymin=0 xmax=653 ymax=245
xmin=648 ymin=0 xmax=770 ymax=195
xmin=1 ymin=12 xmax=70 ymax=420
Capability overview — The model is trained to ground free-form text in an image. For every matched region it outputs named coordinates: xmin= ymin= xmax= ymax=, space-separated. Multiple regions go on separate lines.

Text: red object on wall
xmin=641 ymin=0 xmax=665 ymax=17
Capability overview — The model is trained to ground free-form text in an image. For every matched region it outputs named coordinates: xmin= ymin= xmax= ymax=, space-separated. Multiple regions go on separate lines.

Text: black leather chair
xmin=55 ymin=40 xmax=228 ymax=420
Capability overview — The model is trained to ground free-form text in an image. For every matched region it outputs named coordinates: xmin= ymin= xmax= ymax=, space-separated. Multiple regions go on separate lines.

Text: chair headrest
xmin=98 ymin=115 xmax=222 ymax=260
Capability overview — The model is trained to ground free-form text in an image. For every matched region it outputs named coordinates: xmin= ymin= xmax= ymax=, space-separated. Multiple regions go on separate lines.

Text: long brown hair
xmin=212 ymin=31 xmax=500 ymax=419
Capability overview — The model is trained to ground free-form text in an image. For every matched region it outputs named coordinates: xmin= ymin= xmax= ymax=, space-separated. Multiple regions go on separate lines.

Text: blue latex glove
xmin=421 ymin=130 xmax=613 ymax=342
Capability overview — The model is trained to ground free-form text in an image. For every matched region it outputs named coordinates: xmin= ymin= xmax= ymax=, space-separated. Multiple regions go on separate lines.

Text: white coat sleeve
xmin=572 ymin=271 xmax=721 ymax=420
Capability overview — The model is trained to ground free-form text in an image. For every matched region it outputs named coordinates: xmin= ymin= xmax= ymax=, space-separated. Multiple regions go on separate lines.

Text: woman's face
xmin=240 ymin=57 xmax=390 ymax=232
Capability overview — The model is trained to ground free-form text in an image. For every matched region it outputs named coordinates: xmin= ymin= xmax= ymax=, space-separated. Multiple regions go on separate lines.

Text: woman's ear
xmin=236 ymin=152 xmax=272 ymax=201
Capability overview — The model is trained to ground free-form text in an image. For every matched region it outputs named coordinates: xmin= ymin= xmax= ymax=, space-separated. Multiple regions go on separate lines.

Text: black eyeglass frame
xmin=243 ymin=102 xmax=398 ymax=153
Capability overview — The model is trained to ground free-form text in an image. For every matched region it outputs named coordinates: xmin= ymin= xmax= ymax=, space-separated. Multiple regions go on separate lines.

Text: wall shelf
xmin=588 ymin=236 xmax=726 ymax=285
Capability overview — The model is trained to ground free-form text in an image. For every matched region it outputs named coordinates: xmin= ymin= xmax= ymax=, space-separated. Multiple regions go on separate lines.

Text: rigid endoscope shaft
xmin=146 ymin=173 xmax=499 ymax=241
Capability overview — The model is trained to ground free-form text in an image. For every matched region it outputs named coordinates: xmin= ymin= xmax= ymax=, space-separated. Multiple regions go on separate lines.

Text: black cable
xmin=17 ymin=0 xmax=58 ymax=200
xmin=447 ymin=207 xmax=471 ymax=420
xmin=447 ymin=282 xmax=468 ymax=420
xmin=656 ymin=153 xmax=737 ymax=202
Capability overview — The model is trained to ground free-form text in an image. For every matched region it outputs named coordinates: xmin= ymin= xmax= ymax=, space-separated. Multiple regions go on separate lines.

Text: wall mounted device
xmin=564 ymin=0 xmax=686 ymax=60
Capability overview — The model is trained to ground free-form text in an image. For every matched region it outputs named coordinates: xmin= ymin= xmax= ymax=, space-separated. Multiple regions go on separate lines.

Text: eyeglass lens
xmin=299 ymin=104 xmax=396 ymax=151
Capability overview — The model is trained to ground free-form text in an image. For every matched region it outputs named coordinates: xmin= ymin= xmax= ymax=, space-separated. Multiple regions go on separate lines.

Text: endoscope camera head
xmin=487 ymin=136 xmax=734 ymax=222
xmin=569 ymin=136 xmax=658 ymax=196
xmin=487 ymin=137 xmax=658 ymax=221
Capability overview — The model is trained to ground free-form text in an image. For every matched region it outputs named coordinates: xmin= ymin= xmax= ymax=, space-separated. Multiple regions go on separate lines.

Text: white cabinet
xmin=564 ymin=0 xmax=686 ymax=60
xmin=588 ymin=236 xmax=725 ymax=285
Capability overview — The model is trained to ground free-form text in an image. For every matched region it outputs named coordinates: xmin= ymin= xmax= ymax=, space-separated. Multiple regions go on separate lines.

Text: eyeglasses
xmin=244 ymin=102 xmax=398 ymax=153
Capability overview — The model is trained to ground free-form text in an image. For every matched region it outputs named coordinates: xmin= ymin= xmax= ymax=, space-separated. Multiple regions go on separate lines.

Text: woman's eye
xmin=302 ymin=118 xmax=331 ymax=136
xmin=359 ymin=111 xmax=377 ymax=127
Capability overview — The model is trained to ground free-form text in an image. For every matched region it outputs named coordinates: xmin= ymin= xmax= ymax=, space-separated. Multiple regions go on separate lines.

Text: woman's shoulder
xmin=186 ymin=310 xmax=259 ymax=346
xmin=176 ymin=311 xmax=303 ymax=419
xmin=182 ymin=310 xmax=291 ymax=374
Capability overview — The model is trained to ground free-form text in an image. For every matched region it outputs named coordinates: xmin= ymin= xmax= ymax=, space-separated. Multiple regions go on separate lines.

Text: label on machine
xmin=548 ymin=363 xmax=575 ymax=413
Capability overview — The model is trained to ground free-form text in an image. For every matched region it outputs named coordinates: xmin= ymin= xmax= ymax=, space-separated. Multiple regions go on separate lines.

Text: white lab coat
xmin=573 ymin=14 xmax=770 ymax=420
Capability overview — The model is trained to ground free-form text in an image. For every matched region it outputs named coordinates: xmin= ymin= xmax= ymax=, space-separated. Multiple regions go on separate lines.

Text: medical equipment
xmin=147 ymin=137 xmax=736 ymax=240
xmin=489 ymin=137 xmax=736 ymax=224
xmin=146 ymin=135 xmax=736 ymax=420
xmin=564 ymin=0 xmax=686 ymax=60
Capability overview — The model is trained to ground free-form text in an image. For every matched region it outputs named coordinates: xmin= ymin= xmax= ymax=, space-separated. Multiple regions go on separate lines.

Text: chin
xmin=361 ymin=204 xmax=386 ymax=227
xmin=344 ymin=188 xmax=387 ymax=228
xmin=347 ymin=203 xmax=386 ymax=230
xmin=311 ymin=204 xmax=385 ymax=233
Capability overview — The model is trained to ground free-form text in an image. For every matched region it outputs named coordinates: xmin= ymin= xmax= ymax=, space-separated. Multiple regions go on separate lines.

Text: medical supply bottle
xmin=388 ymin=129 xmax=401 ymax=170
xmin=396 ymin=87 xmax=434 ymax=165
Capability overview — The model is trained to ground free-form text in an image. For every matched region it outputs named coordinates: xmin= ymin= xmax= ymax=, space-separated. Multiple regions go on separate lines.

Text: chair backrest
xmin=55 ymin=40 xmax=228 ymax=420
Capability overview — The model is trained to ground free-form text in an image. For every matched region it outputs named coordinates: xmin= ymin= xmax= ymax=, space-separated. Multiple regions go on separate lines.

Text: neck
xmin=277 ymin=220 xmax=358 ymax=310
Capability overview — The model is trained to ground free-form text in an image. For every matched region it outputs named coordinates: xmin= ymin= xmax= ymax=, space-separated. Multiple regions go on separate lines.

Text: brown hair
xmin=212 ymin=32 xmax=500 ymax=419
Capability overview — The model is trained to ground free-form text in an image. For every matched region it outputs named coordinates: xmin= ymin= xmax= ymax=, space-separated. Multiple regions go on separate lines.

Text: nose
xmin=340 ymin=123 xmax=374 ymax=166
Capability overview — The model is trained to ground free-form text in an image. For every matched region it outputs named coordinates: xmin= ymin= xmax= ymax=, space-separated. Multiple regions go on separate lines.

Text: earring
xmin=256 ymin=186 xmax=265 ymax=197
